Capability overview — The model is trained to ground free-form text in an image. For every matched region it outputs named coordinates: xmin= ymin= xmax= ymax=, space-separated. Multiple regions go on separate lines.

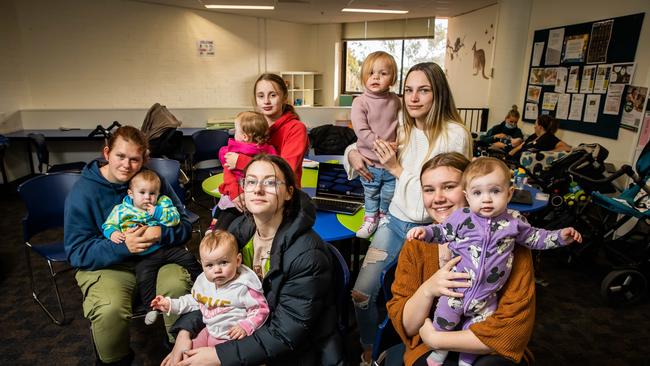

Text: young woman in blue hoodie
xmin=64 ymin=126 xmax=193 ymax=365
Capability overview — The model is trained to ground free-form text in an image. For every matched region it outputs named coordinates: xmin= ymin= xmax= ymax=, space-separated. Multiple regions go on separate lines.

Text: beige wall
xmin=446 ymin=5 xmax=498 ymax=108
xmin=516 ymin=0 xmax=650 ymax=167
xmin=2 ymin=0 xmax=338 ymax=120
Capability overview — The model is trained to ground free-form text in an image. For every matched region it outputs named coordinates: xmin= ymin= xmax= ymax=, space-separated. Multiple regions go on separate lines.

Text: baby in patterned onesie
xmin=407 ymin=157 xmax=582 ymax=366
xmin=151 ymin=230 xmax=269 ymax=348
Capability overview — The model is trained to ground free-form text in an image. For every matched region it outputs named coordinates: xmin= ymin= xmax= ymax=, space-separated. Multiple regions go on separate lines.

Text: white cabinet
xmin=279 ymin=71 xmax=323 ymax=107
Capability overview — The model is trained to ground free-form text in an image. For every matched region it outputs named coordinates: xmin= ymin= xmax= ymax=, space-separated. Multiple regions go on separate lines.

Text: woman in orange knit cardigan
xmin=386 ymin=152 xmax=535 ymax=366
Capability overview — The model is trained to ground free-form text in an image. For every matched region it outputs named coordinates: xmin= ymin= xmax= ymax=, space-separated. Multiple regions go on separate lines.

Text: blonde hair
xmin=461 ymin=157 xmax=511 ymax=188
xmin=400 ymin=62 xmax=472 ymax=161
xmin=130 ymin=170 xmax=161 ymax=192
xmin=506 ymin=105 xmax=520 ymax=121
xmin=236 ymin=111 xmax=270 ymax=145
xmin=200 ymin=230 xmax=239 ymax=257
xmin=360 ymin=51 xmax=398 ymax=86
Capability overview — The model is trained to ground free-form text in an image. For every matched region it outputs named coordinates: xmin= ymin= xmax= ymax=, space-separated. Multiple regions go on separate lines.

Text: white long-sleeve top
xmin=166 ymin=265 xmax=269 ymax=341
xmin=344 ymin=122 xmax=471 ymax=223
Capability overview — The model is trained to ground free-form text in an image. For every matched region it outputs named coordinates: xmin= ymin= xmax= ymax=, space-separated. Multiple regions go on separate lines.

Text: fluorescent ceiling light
xmin=341 ymin=8 xmax=408 ymax=14
xmin=205 ymin=5 xmax=274 ymax=10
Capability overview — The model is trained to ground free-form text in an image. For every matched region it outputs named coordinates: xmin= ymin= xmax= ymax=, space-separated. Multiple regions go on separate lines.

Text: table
xmin=201 ymin=166 xmax=363 ymax=243
xmin=508 ymin=185 xmax=549 ymax=213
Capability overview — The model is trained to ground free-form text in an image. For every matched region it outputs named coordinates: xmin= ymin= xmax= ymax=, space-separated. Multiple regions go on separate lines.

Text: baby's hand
xmin=110 ymin=231 xmax=126 ymax=244
xmin=146 ymin=204 xmax=156 ymax=216
xmin=224 ymin=152 xmax=239 ymax=169
xmin=560 ymin=227 xmax=582 ymax=244
xmin=228 ymin=325 xmax=247 ymax=340
xmin=407 ymin=227 xmax=427 ymax=240
xmin=150 ymin=295 xmax=170 ymax=313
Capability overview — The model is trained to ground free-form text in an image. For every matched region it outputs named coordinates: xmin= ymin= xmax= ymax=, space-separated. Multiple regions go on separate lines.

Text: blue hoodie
xmin=64 ymin=160 xmax=191 ymax=270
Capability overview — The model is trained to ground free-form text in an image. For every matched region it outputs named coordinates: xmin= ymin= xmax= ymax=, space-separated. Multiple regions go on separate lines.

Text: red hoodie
xmin=221 ymin=112 xmax=308 ymax=198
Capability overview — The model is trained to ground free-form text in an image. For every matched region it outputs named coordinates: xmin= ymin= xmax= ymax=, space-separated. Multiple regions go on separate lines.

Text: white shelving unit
xmin=279 ymin=71 xmax=323 ymax=107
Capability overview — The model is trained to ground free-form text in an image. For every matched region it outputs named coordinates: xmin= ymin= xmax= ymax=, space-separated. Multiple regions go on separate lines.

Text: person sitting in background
xmin=508 ymin=115 xmax=571 ymax=161
xmin=479 ymin=105 xmax=523 ymax=154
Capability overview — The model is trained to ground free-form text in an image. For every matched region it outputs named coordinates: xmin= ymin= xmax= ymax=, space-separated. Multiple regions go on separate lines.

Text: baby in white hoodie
xmin=151 ymin=230 xmax=269 ymax=347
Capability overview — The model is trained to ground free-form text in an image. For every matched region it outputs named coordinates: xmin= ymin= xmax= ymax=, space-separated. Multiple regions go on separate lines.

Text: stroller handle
xmin=567 ymin=155 xmax=634 ymax=185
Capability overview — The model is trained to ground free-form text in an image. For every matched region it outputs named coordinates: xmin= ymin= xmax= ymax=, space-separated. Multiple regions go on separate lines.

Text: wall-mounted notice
xmin=566 ymin=66 xmax=580 ymax=93
xmin=604 ymin=83 xmax=625 ymax=115
xmin=587 ymin=20 xmax=613 ymax=64
xmin=555 ymin=67 xmax=568 ymax=93
xmin=569 ymin=93 xmax=585 ymax=120
xmin=610 ymin=63 xmax=635 ymax=84
xmin=527 ymin=85 xmax=542 ymax=103
xmin=525 ymin=103 xmax=538 ymax=120
xmin=563 ymin=34 xmax=589 ymax=63
xmin=545 ymin=28 xmax=565 ymax=65
xmin=620 ymin=85 xmax=648 ymax=131
xmin=556 ymin=93 xmax=571 ymax=120
xmin=529 ymin=68 xmax=544 ymax=85
xmin=580 ymin=65 xmax=596 ymax=93
xmin=584 ymin=94 xmax=601 ymax=123
xmin=532 ymin=42 xmax=545 ymax=66
xmin=542 ymin=92 xmax=559 ymax=111
xmin=198 ymin=40 xmax=215 ymax=56
xmin=593 ymin=64 xmax=611 ymax=94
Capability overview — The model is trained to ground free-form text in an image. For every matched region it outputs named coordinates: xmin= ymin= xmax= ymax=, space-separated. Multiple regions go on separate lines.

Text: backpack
xmin=309 ymin=124 xmax=357 ymax=155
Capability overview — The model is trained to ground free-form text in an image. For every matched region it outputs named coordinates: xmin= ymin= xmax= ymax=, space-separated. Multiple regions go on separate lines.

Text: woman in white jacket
xmin=345 ymin=62 xmax=472 ymax=365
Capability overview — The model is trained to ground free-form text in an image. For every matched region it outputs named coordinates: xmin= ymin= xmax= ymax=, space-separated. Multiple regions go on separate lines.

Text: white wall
xmin=446 ymin=5 xmax=498 ymax=108
xmin=516 ymin=0 xmax=650 ymax=168
xmin=3 ymin=0 xmax=338 ymax=118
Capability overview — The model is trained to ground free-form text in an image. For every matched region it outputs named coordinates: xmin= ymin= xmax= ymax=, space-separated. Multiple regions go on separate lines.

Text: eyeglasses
xmin=240 ymin=177 xmax=286 ymax=192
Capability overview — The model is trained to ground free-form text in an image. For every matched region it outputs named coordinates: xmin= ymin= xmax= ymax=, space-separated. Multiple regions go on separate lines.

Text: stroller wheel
xmin=600 ymin=270 xmax=647 ymax=305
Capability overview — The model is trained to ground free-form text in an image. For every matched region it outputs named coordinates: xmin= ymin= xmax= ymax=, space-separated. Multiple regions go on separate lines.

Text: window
xmin=343 ymin=19 xmax=448 ymax=95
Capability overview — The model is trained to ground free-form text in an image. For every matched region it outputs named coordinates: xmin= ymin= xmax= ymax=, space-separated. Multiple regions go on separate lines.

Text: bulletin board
xmin=522 ymin=13 xmax=645 ymax=139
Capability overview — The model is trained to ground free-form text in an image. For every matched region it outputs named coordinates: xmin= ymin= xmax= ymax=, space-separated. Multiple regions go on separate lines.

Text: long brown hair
xmin=420 ymin=152 xmax=470 ymax=180
xmin=253 ymin=73 xmax=299 ymax=120
xmin=242 ymin=154 xmax=299 ymax=220
xmin=400 ymin=62 xmax=471 ymax=160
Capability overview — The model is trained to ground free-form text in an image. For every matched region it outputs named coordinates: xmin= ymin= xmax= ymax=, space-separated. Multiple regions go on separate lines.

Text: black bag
xmin=309 ymin=124 xmax=357 ymax=155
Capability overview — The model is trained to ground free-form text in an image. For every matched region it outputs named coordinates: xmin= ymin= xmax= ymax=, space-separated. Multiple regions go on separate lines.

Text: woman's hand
xmin=224 ymin=152 xmax=239 ymax=169
xmin=178 ymin=347 xmax=220 ymax=366
xmin=420 ymin=256 xmax=470 ymax=299
xmin=419 ymin=318 xmax=441 ymax=349
xmin=373 ymin=139 xmax=401 ymax=177
xmin=348 ymin=149 xmax=374 ymax=181
xmin=161 ymin=330 xmax=192 ymax=366
xmin=124 ymin=226 xmax=154 ymax=254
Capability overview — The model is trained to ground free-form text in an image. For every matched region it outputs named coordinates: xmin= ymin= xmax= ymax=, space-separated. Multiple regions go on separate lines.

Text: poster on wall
xmin=525 ymin=103 xmax=539 ymax=120
xmin=610 ymin=63 xmax=635 ymax=84
xmin=580 ymin=65 xmax=596 ymax=93
xmin=562 ymin=34 xmax=589 ymax=63
xmin=545 ymin=28 xmax=565 ymax=65
xmin=620 ymin=85 xmax=648 ymax=131
xmin=586 ymin=20 xmax=613 ymax=64
xmin=543 ymin=68 xmax=558 ymax=86
xmin=527 ymin=85 xmax=542 ymax=103
xmin=542 ymin=92 xmax=559 ymax=111
xmin=532 ymin=42 xmax=545 ymax=66
xmin=638 ymin=105 xmax=650 ymax=148
xmin=566 ymin=66 xmax=580 ymax=93
xmin=529 ymin=68 xmax=544 ymax=85
xmin=555 ymin=67 xmax=568 ymax=93
xmin=198 ymin=40 xmax=215 ymax=56
xmin=569 ymin=94 xmax=585 ymax=120
xmin=593 ymin=64 xmax=612 ymax=94
xmin=556 ymin=94 xmax=571 ymax=120
xmin=604 ymin=83 xmax=625 ymax=115
xmin=584 ymin=94 xmax=601 ymax=123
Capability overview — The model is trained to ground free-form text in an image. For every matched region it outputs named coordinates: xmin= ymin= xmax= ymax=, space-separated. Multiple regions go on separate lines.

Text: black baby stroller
xmin=568 ymin=142 xmax=650 ymax=305
xmin=141 ymin=103 xmax=186 ymax=162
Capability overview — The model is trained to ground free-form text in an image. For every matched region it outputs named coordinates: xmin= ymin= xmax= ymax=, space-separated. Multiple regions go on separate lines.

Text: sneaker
xmin=356 ymin=215 xmax=378 ymax=239
xmin=378 ymin=212 xmax=389 ymax=226
xmin=144 ymin=310 xmax=159 ymax=325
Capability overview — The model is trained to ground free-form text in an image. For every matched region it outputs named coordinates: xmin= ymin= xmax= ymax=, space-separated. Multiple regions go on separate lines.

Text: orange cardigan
xmin=386 ymin=239 xmax=536 ymax=366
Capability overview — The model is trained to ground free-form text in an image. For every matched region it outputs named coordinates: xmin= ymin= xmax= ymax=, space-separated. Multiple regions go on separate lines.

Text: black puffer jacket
xmin=171 ymin=191 xmax=344 ymax=365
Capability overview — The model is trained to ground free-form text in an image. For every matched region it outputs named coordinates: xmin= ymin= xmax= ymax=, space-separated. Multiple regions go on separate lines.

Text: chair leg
xmin=25 ymin=246 xmax=68 ymax=325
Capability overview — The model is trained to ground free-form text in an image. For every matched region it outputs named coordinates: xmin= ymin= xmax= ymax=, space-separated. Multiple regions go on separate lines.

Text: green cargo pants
xmin=76 ymin=262 xmax=192 ymax=363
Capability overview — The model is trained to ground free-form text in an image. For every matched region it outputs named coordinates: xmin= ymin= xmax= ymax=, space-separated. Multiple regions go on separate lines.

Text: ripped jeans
xmin=352 ymin=213 xmax=420 ymax=348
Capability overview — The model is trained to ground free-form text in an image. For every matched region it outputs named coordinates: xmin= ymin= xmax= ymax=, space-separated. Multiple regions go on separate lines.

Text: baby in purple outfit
xmin=407 ymin=157 xmax=582 ymax=366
